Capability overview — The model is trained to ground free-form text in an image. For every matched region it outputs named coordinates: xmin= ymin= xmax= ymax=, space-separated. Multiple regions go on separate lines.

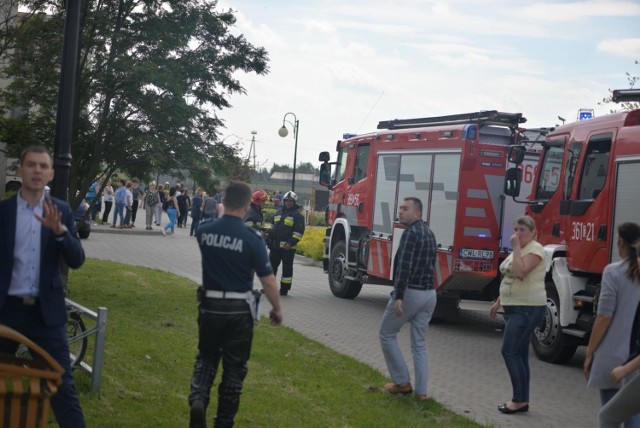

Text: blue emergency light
xmin=578 ymin=109 xmax=594 ymax=121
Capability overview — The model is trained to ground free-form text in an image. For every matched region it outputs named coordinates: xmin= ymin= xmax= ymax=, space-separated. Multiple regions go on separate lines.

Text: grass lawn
xmin=66 ymin=259 xmax=487 ymax=427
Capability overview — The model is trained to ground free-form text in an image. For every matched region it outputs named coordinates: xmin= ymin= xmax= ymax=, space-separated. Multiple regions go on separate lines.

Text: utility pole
xmin=249 ymin=130 xmax=257 ymax=170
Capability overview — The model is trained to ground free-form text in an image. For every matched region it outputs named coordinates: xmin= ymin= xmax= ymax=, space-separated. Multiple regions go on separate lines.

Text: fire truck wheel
xmin=531 ymin=285 xmax=577 ymax=364
xmin=328 ymin=241 xmax=362 ymax=299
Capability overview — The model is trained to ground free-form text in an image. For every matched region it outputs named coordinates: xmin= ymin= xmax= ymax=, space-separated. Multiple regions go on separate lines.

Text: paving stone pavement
xmin=83 ymin=214 xmax=600 ymax=428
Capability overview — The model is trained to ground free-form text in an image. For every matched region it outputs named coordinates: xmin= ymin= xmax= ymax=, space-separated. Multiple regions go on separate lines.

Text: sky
xmin=215 ymin=0 xmax=640 ymax=170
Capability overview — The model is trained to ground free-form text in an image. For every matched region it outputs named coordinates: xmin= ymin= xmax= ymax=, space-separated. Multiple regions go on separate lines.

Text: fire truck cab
xmin=505 ymin=89 xmax=640 ymax=363
xmin=318 ymin=111 xmax=539 ymax=318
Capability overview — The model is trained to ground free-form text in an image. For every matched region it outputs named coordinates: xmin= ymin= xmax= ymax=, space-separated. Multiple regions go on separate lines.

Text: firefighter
xmin=269 ymin=191 xmax=305 ymax=296
xmin=244 ymin=189 xmax=269 ymax=231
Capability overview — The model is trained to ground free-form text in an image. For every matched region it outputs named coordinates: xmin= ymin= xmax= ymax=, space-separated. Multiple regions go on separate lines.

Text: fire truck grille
xmin=454 ymin=258 xmax=494 ymax=273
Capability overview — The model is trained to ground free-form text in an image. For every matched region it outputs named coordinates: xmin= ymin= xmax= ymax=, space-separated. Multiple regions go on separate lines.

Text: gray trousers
xmin=145 ymin=205 xmax=156 ymax=227
xmin=599 ymin=373 xmax=640 ymax=428
xmin=379 ymin=288 xmax=436 ymax=395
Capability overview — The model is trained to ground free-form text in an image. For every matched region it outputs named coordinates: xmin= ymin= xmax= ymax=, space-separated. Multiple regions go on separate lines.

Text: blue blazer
xmin=0 ymin=194 xmax=85 ymax=326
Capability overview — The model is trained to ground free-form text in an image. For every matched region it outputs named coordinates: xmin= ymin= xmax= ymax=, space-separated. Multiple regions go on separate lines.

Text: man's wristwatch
xmin=55 ymin=225 xmax=68 ymax=237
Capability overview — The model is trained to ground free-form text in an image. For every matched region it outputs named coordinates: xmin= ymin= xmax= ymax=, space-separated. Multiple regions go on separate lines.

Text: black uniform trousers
xmin=190 ymin=298 xmax=253 ymax=428
xmin=268 ymin=246 xmax=295 ymax=292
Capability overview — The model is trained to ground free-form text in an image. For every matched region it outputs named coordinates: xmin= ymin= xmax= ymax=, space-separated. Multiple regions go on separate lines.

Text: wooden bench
xmin=0 ymin=325 xmax=63 ymax=428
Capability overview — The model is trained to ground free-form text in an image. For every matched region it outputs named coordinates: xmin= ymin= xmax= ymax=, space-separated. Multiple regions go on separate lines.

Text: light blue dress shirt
xmin=8 ymin=193 xmax=44 ymax=297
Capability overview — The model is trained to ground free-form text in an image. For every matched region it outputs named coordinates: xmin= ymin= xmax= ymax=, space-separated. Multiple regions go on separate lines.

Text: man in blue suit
xmin=0 ymin=146 xmax=86 ymax=427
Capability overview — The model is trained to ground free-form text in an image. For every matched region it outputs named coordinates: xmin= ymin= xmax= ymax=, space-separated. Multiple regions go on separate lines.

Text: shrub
xmin=295 ymin=226 xmax=325 ymax=261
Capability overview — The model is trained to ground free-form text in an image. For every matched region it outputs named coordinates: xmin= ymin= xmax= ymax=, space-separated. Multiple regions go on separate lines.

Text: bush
xmin=295 ymin=226 xmax=325 ymax=261
xmin=263 ymin=207 xmax=276 ymax=224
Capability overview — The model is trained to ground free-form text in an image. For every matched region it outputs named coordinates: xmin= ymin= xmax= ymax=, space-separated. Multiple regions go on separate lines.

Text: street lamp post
xmin=278 ymin=112 xmax=299 ymax=192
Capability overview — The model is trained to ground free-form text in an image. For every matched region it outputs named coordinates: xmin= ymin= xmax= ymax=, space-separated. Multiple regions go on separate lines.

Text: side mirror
xmin=504 ymin=167 xmax=522 ymax=197
xmin=319 ymin=151 xmax=331 ymax=162
xmin=507 ymin=146 xmax=526 ymax=165
xmin=319 ymin=162 xmax=332 ymax=188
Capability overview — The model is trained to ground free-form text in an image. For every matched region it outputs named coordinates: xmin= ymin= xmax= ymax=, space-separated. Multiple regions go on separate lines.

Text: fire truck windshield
xmin=537 ymin=146 xmax=564 ymax=199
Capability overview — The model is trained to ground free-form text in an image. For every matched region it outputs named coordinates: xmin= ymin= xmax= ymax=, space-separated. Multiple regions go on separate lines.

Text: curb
xmin=87 ymin=224 xmax=164 ymax=237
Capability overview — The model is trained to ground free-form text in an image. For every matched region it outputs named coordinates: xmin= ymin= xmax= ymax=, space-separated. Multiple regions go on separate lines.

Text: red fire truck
xmin=317 ymin=111 xmax=543 ymax=319
xmin=504 ymin=89 xmax=640 ymax=363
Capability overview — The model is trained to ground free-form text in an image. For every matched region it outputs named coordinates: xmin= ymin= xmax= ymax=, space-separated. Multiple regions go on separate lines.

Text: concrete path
xmin=83 ymin=213 xmax=600 ymax=427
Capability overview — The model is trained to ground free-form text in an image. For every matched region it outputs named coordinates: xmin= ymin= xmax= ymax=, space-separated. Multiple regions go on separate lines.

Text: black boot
xmin=189 ymin=358 xmax=217 ymax=428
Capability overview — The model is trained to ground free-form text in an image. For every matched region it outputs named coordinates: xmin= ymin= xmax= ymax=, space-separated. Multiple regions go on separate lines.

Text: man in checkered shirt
xmin=379 ymin=196 xmax=437 ymax=401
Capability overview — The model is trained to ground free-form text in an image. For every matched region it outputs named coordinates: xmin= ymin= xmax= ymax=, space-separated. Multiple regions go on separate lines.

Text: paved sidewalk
xmin=81 ymin=213 xmax=600 ymax=428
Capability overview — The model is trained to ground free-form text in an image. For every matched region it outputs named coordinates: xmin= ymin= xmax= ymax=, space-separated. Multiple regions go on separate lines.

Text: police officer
xmin=269 ymin=190 xmax=305 ymax=296
xmin=189 ymin=181 xmax=282 ymax=428
xmin=244 ymin=189 xmax=269 ymax=231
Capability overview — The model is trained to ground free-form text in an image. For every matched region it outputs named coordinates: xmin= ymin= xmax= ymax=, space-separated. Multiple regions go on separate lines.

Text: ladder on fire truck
xmin=377 ymin=110 xmax=527 ymax=130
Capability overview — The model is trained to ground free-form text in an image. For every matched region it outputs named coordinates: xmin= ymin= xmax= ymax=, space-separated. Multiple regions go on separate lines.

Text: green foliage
xmin=263 ymin=207 xmax=276 ymax=224
xmin=1 ymin=0 xmax=269 ymax=208
xmin=600 ymin=59 xmax=639 ymax=112
xmin=295 ymin=226 xmax=325 ymax=261
xmin=68 ymin=260 xmax=483 ymax=427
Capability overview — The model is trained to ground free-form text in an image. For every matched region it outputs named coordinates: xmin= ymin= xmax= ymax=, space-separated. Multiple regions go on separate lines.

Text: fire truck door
xmin=611 ymin=158 xmax=640 ymax=263
xmin=562 ymin=131 xmax=613 ymax=273
xmin=370 ymin=154 xmax=400 ymax=279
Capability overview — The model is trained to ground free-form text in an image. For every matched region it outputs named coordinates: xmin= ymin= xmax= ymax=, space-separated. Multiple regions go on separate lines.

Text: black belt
xmin=7 ymin=295 xmax=39 ymax=306
xmin=408 ymin=285 xmax=433 ymax=291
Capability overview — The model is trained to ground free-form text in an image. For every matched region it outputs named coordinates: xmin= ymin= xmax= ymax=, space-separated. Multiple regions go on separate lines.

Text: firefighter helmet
xmin=282 ymin=191 xmax=298 ymax=202
xmin=251 ymin=189 xmax=269 ymax=205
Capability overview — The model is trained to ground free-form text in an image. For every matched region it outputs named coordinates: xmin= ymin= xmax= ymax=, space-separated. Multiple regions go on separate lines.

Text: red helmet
xmin=251 ymin=190 xmax=269 ymax=205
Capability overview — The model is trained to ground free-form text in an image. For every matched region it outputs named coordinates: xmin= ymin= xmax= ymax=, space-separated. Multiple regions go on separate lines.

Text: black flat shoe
xmin=498 ymin=403 xmax=529 ymax=414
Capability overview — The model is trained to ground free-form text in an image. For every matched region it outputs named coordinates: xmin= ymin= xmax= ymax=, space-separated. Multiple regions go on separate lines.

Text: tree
xmin=600 ymin=60 xmax=639 ymax=112
xmin=0 ymin=0 xmax=20 ymax=60
xmin=0 ymin=0 xmax=268 ymax=207
xmin=296 ymin=162 xmax=318 ymax=174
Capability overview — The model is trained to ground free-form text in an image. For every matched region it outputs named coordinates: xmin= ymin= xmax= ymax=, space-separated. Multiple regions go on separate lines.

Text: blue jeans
xmin=165 ymin=207 xmax=177 ymax=233
xmin=600 ymin=388 xmax=640 ymax=428
xmin=379 ymin=289 xmax=437 ymax=395
xmin=112 ymin=202 xmax=125 ymax=226
xmin=501 ymin=305 xmax=545 ymax=403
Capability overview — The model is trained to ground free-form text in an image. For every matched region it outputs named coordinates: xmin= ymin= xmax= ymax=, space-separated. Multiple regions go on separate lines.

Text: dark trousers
xmin=190 ymin=299 xmax=253 ymax=427
xmin=90 ymin=200 xmax=101 ymax=221
xmin=190 ymin=214 xmax=201 ymax=236
xmin=124 ymin=206 xmax=132 ymax=226
xmin=131 ymin=200 xmax=139 ymax=223
xmin=269 ymin=247 xmax=295 ymax=292
xmin=102 ymin=201 xmax=113 ymax=223
xmin=0 ymin=298 xmax=85 ymax=428
xmin=178 ymin=207 xmax=188 ymax=227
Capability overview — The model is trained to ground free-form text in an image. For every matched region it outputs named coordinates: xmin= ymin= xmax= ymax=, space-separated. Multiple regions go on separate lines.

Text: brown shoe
xmin=416 ymin=394 xmax=429 ymax=401
xmin=384 ymin=382 xmax=412 ymax=395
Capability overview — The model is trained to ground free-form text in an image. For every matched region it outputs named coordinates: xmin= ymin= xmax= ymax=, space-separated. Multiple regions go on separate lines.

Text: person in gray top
xmin=584 ymin=222 xmax=640 ymax=427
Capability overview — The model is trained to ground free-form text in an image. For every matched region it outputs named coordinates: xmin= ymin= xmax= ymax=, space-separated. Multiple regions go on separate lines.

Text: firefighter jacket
xmin=271 ymin=204 xmax=305 ymax=248
xmin=244 ymin=203 xmax=264 ymax=230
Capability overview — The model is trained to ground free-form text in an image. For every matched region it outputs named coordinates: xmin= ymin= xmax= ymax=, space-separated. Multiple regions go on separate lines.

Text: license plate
xmin=459 ymin=249 xmax=494 ymax=259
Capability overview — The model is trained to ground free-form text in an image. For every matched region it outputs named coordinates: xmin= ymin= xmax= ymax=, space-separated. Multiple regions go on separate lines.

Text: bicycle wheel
xmin=67 ymin=314 xmax=88 ymax=367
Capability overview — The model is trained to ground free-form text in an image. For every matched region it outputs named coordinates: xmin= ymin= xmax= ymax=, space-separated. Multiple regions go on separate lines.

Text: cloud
xmin=304 ymin=20 xmax=337 ymax=34
xmin=597 ymin=38 xmax=640 ymax=59
xmin=519 ymin=0 xmax=640 ymax=22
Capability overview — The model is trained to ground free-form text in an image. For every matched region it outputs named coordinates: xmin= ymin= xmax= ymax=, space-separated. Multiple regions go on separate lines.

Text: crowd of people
xmin=4 ymin=147 xmax=640 ymax=427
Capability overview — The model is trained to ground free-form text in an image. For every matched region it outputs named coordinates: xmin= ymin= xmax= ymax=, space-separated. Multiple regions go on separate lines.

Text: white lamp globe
xmin=278 ymin=126 xmax=289 ymax=138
